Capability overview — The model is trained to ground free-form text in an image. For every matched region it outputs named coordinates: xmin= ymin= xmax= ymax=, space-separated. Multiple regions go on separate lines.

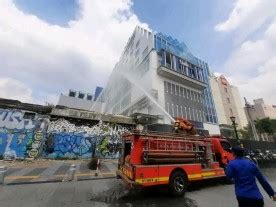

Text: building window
xmin=206 ymin=114 xmax=209 ymax=122
xmin=135 ymin=58 xmax=140 ymax=66
xmin=199 ymin=111 xmax=202 ymax=122
xmin=136 ymin=40 xmax=140 ymax=48
xmin=176 ymin=105 xmax=179 ymax=116
xmin=165 ymin=81 xmax=169 ymax=93
xmin=194 ymin=110 xmax=197 ymax=121
xmin=165 ymin=52 xmax=172 ymax=68
xmin=209 ymin=115 xmax=213 ymax=123
xmin=69 ymin=90 xmax=76 ymax=97
xmin=179 ymin=87 xmax=183 ymax=97
xmin=192 ymin=109 xmax=195 ymax=121
xmin=187 ymin=89 xmax=190 ymax=99
xmin=227 ymin=97 xmax=230 ymax=103
xmin=183 ymin=88 xmax=186 ymax=98
xmin=171 ymin=103 xmax=175 ymax=117
xmin=167 ymin=82 xmax=171 ymax=94
xmin=142 ymin=46 xmax=148 ymax=58
xmin=175 ymin=85 xmax=179 ymax=95
xmin=180 ymin=106 xmax=183 ymax=118
xmin=78 ymin=92 xmax=85 ymax=99
xmin=190 ymin=91 xmax=193 ymax=100
xmin=166 ymin=102 xmax=170 ymax=113
xmin=230 ymin=108 xmax=233 ymax=116
xmin=87 ymin=94 xmax=93 ymax=100
xmin=224 ymin=88 xmax=228 ymax=93
xmin=184 ymin=107 xmax=187 ymax=119
xmin=135 ymin=49 xmax=140 ymax=58
xmin=213 ymin=116 xmax=217 ymax=123
xmin=171 ymin=83 xmax=174 ymax=94
xmin=188 ymin=107 xmax=191 ymax=120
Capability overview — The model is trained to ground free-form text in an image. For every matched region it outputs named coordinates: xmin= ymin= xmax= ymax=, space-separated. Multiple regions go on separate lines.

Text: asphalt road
xmin=0 ymin=166 xmax=275 ymax=207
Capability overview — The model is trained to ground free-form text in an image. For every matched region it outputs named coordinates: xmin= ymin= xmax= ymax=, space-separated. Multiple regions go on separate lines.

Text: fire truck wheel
xmin=169 ymin=171 xmax=188 ymax=196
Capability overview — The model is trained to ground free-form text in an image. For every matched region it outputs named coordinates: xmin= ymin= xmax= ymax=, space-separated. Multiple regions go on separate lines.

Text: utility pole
xmin=244 ymin=97 xmax=259 ymax=141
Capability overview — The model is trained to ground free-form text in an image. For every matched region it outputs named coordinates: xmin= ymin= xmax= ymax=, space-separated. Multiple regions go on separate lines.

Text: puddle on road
xmin=89 ymin=185 xmax=198 ymax=207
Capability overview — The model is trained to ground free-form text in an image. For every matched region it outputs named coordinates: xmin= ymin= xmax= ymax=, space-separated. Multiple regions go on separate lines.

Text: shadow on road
xmin=88 ymin=164 xmax=276 ymax=207
xmin=90 ymin=184 xmax=198 ymax=207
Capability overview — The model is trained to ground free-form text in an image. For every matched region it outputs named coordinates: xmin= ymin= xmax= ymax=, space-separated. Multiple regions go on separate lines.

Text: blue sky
xmin=1 ymin=0 xmax=276 ymax=105
xmin=14 ymin=0 xmax=233 ymax=70
xmin=15 ymin=0 xmax=79 ymax=26
xmin=133 ymin=0 xmax=234 ymax=69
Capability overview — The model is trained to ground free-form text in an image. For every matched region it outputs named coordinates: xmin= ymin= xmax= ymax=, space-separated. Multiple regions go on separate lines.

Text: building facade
xmin=245 ymin=98 xmax=276 ymax=121
xmin=209 ymin=75 xmax=247 ymax=132
xmin=103 ymin=26 xmax=219 ymax=134
xmin=57 ymin=89 xmax=103 ymax=112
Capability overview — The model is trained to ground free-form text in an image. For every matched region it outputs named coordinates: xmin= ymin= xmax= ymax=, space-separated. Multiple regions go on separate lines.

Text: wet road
xmin=0 ymin=165 xmax=275 ymax=207
xmin=92 ymin=165 xmax=276 ymax=207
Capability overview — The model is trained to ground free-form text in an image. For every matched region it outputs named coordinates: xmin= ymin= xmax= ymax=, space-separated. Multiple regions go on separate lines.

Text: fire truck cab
xmin=116 ymin=131 xmax=234 ymax=196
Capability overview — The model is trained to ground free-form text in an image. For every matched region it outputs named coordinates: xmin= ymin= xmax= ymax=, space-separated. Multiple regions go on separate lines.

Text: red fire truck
xmin=116 ymin=119 xmax=234 ymax=196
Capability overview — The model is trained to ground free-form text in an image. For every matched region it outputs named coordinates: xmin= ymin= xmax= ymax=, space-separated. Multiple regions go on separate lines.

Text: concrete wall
xmin=0 ymin=107 xmax=133 ymax=160
xmin=45 ymin=119 xmax=130 ymax=159
xmin=58 ymin=94 xmax=102 ymax=112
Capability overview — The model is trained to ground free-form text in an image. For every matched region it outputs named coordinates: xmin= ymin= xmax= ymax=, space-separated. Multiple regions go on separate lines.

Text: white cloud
xmin=215 ymin=0 xmax=276 ymax=105
xmin=0 ymin=0 xmax=147 ymax=104
xmin=215 ymin=0 xmax=276 ymax=42
xmin=0 ymin=77 xmax=33 ymax=103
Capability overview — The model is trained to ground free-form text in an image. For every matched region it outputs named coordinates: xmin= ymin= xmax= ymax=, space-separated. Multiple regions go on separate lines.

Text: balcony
xmin=157 ymin=65 xmax=207 ymax=90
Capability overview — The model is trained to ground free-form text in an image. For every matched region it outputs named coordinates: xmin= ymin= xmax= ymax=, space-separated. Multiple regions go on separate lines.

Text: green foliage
xmin=270 ymin=119 xmax=276 ymax=132
xmin=255 ymin=118 xmax=273 ymax=134
xmin=238 ymin=124 xmax=253 ymax=140
xmin=99 ymin=138 xmax=109 ymax=155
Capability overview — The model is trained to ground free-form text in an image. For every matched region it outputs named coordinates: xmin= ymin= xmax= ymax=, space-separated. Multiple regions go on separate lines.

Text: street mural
xmin=0 ymin=108 xmax=48 ymax=159
xmin=0 ymin=109 xmax=131 ymax=160
xmin=46 ymin=119 xmax=130 ymax=159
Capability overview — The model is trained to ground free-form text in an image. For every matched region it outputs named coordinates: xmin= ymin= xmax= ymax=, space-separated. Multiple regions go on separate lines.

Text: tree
xmin=255 ymin=118 xmax=273 ymax=135
xmin=238 ymin=124 xmax=253 ymax=140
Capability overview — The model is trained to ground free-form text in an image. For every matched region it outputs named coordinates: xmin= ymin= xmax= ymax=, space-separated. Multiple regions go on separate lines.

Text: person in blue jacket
xmin=226 ymin=146 xmax=276 ymax=207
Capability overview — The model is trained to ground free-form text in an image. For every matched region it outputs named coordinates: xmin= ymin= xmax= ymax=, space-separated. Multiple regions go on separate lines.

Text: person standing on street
xmin=226 ymin=146 xmax=276 ymax=207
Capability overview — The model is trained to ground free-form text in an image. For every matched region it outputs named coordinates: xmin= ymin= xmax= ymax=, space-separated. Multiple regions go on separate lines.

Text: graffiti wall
xmin=0 ymin=108 xmax=131 ymax=160
xmin=0 ymin=108 xmax=48 ymax=159
xmin=45 ymin=119 xmax=130 ymax=159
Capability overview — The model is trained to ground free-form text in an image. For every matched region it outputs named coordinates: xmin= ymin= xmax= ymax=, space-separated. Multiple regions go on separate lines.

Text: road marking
xmin=101 ymin=172 xmax=116 ymax=176
xmin=5 ymin=175 xmax=40 ymax=180
xmin=4 ymin=171 xmax=116 ymax=180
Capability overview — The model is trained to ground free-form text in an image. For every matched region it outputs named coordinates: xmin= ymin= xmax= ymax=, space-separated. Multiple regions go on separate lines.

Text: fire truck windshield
xmin=220 ymin=141 xmax=232 ymax=152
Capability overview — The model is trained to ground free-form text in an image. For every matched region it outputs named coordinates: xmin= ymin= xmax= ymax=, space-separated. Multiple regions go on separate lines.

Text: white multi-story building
xmin=209 ymin=74 xmax=248 ymax=131
xmin=102 ymin=26 xmax=219 ymax=134
xmin=57 ymin=88 xmax=103 ymax=112
xmin=246 ymin=98 xmax=276 ymax=121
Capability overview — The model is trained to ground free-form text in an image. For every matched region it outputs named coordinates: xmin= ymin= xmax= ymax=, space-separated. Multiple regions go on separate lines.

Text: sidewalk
xmin=0 ymin=159 xmax=118 ymax=185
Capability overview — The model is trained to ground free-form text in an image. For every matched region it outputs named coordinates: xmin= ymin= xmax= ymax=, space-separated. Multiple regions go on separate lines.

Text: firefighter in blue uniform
xmin=226 ymin=146 xmax=276 ymax=207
